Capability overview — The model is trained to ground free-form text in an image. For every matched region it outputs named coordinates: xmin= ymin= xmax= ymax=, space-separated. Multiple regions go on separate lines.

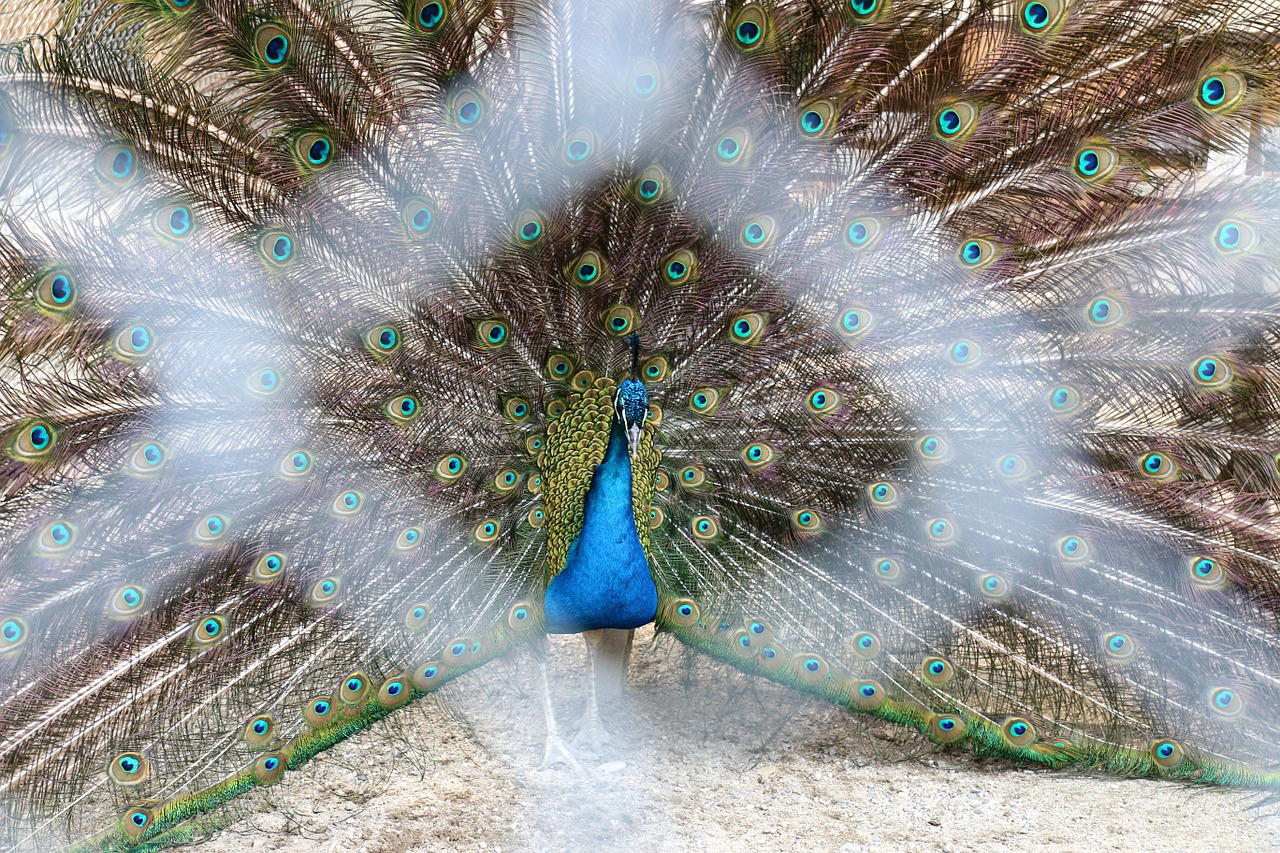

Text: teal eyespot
xmin=258 ymin=229 xmax=296 ymax=267
xmin=193 ymin=513 xmax=228 ymax=544
xmin=629 ymin=60 xmax=660 ymax=98
xmin=728 ymin=312 xmax=765 ymax=344
xmin=1002 ymin=717 xmax=1036 ymax=747
xmin=740 ymin=215 xmax=776 ymax=249
xmin=791 ymin=509 xmax=823 ymax=533
xmin=109 ymin=585 xmax=147 ymax=617
xmin=921 ymin=656 xmax=953 ymax=686
xmin=1055 ymin=534 xmax=1090 ymax=564
xmin=692 ymin=515 xmax=721 ymax=541
xmin=435 ymin=454 xmax=467 ymax=482
xmin=109 ymin=752 xmax=150 ymax=786
xmin=1213 ymin=219 xmax=1257 ymax=256
xmin=634 ymin=167 xmax=667 ymax=203
xmin=872 ymin=558 xmax=901 ymax=581
xmin=452 ymin=88 xmax=484 ymax=126
xmin=35 ymin=519 xmax=77 ymax=554
xmin=848 ymin=0 xmax=878 ymax=18
xmin=797 ymin=100 xmax=836 ymax=138
xmin=413 ymin=0 xmax=450 ymax=31
xmin=948 ymin=339 xmax=980 ymax=366
xmin=247 ymin=367 xmax=283 ymax=397
xmin=252 ymin=552 xmax=286 ymax=583
xmin=868 ymin=481 xmax=900 ymax=508
xmin=843 ymin=216 xmax=883 ymax=252
xmin=279 ymin=449 xmax=313 ymax=478
xmin=928 ymin=518 xmax=957 ymax=544
xmin=958 ymin=237 xmax=997 ymax=269
xmin=401 ymin=198 xmax=434 ymax=238
xmin=1190 ymin=355 xmax=1231 ymax=388
xmin=849 ymin=630 xmax=881 ymax=659
xmin=1189 ymin=555 xmax=1226 ymax=589
xmin=731 ymin=7 xmax=767 ymax=49
xmin=1072 ymin=145 xmax=1118 ymax=183
xmin=514 ymin=211 xmax=545 ymax=244
xmin=1150 ymin=738 xmax=1184 ymax=768
xmin=193 ymin=615 xmax=226 ymax=645
xmin=11 ymin=420 xmax=57 ymax=461
xmin=474 ymin=519 xmax=501 ymax=543
xmin=917 ymin=435 xmax=950 ymax=461
xmin=1138 ymin=451 xmax=1176 ymax=480
xmin=1208 ymin=686 xmax=1245 ymax=718
xmin=255 ymin=24 xmax=291 ymax=67
xmin=310 ymin=577 xmax=341 ymax=605
xmin=33 ymin=269 xmax=77 ymax=314
xmin=563 ymin=129 xmax=595 ymax=164
xmin=571 ymin=250 xmax=607 ymax=285
xmin=153 ymin=203 xmax=195 ymax=242
xmin=1086 ymin=295 xmax=1123 ymax=328
xmin=96 ymin=144 xmax=139 ymax=187
xmin=934 ymin=102 xmax=976 ymax=140
xmin=1195 ymin=71 xmax=1245 ymax=113
xmin=806 ymin=387 xmax=842 ymax=416
xmin=476 ymin=318 xmax=509 ymax=348
xmin=0 ymin=617 xmax=28 ymax=653
xmin=293 ymin=132 xmax=333 ymax=169
xmin=979 ymin=573 xmax=1009 ymax=599
xmin=1102 ymin=631 xmax=1137 ymax=662
xmin=1019 ymin=0 xmax=1064 ymax=32
xmin=1047 ymin=384 xmax=1081 ymax=414
xmin=332 ymin=490 xmax=363 ymax=516
xmin=742 ymin=441 xmax=775 ymax=469
xmin=111 ymin=325 xmax=153 ymax=360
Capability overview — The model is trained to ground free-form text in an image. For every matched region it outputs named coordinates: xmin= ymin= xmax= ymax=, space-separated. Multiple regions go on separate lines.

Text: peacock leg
xmin=537 ymin=642 xmax=584 ymax=772
xmin=571 ymin=629 xmax=611 ymax=754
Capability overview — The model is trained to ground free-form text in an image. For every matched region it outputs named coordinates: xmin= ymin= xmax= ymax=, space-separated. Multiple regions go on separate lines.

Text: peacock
xmin=2 ymin=0 xmax=1280 ymax=848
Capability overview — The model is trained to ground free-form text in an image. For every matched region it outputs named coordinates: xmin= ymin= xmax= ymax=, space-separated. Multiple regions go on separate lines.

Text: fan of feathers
xmin=2 ymin=0 xmax=1280 ymax=849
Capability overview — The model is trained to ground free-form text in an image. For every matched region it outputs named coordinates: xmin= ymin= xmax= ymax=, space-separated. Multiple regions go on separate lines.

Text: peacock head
xmin=615 ymin=379 xmax=648 ymax=458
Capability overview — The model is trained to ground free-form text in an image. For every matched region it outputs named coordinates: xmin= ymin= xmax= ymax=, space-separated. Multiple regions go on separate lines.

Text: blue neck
xmin=543 ymin=419 xmax=657 ymax=633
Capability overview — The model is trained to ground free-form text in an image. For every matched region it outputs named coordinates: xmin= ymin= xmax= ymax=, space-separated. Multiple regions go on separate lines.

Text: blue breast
xmin=543 ymin=419 xmax=658 ymax=633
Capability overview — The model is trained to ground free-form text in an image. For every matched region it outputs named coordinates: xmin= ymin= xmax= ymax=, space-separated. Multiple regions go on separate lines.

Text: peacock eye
xmin=1101 ymin=631 xmax=1137 ymax=661
xmin=278 ymin=449 xmax=313 ymax=478
xmin=562 ymin=128 xmax=596 ymax=165
xmin=634 ymin=166 xmax=667 ymax=204
xmin=109 ymin=585 xmax=147 ymax=617
xmin=571 ymin=250 xmax=607 ymax=285
xmin=928 ymin=518 xmax=957 ymax=544
xmin=255 ymin=24 xmax=291 ymax=67
xmin=34 ymin=269 xmax=77 ymax=314
xmin=602 ymin=305 xmax=639 ymax=336
xmin=35 ymin=520 xmax=77 ymax=555
xmin=252 ymin=552 xmax=287 ymax=582
xmin=247 ymin=367 xmax=284 ymax=397
xmin=514 ymin=210 xmax=545 ymax=244
xmin=1072 ymin=144 xmax=1118 ymax=183
xmin=730 ymin=6 xmax=766 ymax=49
xmin=398 ymin=197 xmax=435 ymax=238
xmin=797 ymin=100 xmax=836 ymax=138
xmin=979 ymin=573 xmax=1009 ymax=599
xmin=310 ymin=577 xmax=342 ymax=605
xmin=475 ymin=319 xmax=510 ymax=348
xmin=397 ymin=527 xmax=424 ymax=551
xmin=12 ymin=420 xmax=57 ymax=460
xmin=1195 ymin=70 xmax=1245 ymax=113
xmin=739 ymin=215 xmax=776 ymax=249
xmin=546 ymin=353 xmax=575 ymax=380
xmin=411 ymin=0 xmax=451 ymax=31
xmin=917 ymin=435 xmax=949 ymax=461
xmin=688 ymin=387 xmax=722 ymax=416
xmin=728 ymin=312 xmax=766 ymax=344
xmin=629 ymin=60 xmax=660 ymax=97
xmin=0 ymin=617 xmax=28 ymax=653
xmin=451 ymin=88 xmax=484 ymax=127
xmin=868 ymin=482 xmax=899 ymax=508
xmin=332 ymin=490 xmax=364 ymax=516
xmin=947 ymin=339 xmax=980 ymax=366
xmin=294 ymin=132 xmax=333 ymax=169
xmin=1208 ymin=686 xmax=1245 ymax=718
xmin=1190 ymin=355 xmax=1231 ymax=388
xmin=714 ymin=128 xmax=750 ymax=164
xmin=473 ymin=519 xmax=501 ymax=543
xmin=95 ymin=143 xmax=139 ymax=187
xmin=848 ymin=0 xmax=878 ymax=18
xmin=1138 ymin=451 xmax=1177 ymax=480
xmin=153 ymin=203 xmax=196 ymax=242
xmin=1019 ymin=0 xmax=1066 ymax=32
xmin=843 ymin=217 xmax=883 ymax=252
xmin=1212 ymin=218 xmax=1257 ymax=256
xmin=934 ymin=101 xmax=978 ymax=140
xmin=957 ymin=237 xmax=998 ymax=269
xmin=1046 ymin=384 xmax=1081 ymax=414
xmin=791 ymin=509 xmax=823 ymax=533
xmin=691 ymin=515 xmax=720 ymax=540
xmin=364 ymin=324 xmax=401 ymax=355
xmin=741 ymin=441 xmax=775 ymax=468
xmin=805 ymin=387 xmax=842 ymax=416
xmin=193 ymin=513 xmax=229 ymax=543
xmin=192 ymin=615 xmax=227 ymax=645
xmin=258 ymin=229 xmax=296 ymax=267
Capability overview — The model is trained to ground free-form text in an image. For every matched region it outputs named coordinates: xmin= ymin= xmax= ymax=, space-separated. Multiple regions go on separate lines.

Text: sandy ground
xmin=193 ymin=627 xmax=1280 ymax=853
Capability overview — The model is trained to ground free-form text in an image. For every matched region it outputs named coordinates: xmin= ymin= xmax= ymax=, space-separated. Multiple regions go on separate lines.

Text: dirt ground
xmin=196 ymin=627 xmax=1280 ymax=853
